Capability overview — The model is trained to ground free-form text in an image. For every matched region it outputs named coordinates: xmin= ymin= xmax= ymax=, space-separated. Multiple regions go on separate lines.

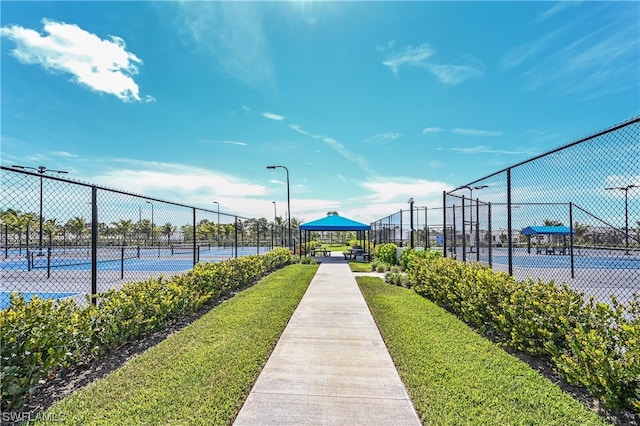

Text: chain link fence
xmin=373 ymin=116 xmax=639 ymax=305
xmin=371 ymin=206 xmax=445 ymax=249
xmin=1 ymin=167 xmax=294 ymax=308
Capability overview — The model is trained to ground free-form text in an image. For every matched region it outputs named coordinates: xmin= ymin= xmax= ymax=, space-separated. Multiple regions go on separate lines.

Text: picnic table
xmin=343 ymin=247 xmax=370 ymax=261
xmin=310 ymin=247 xmax=331 ymax=256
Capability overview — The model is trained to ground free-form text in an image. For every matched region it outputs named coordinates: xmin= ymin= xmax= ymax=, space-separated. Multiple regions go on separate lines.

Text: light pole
xmin=12 ymin=165 xmax=68 ymax=254
xmin=605 ymin=184 xmax=637 ymax=254
xmin=272 ymin=201 xmax=277 ymax=247
xmin=267 ymin=165 xmax=291 ymax=251
xmin=146 ymin=201 xmax=154 ymax=247
xmin=462 ymin=185 xmax=488 ymax=253
xmin=408 ymin=198 xmax=415 ymax=248
xmin=213 ymin=201 xmax=220 ymax=247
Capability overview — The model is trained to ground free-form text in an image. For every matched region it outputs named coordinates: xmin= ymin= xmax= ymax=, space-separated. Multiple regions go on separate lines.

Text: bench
xmin=310 ymin=247 xmax=331 ymax=256
xmin=343 ymin=248 xmax=369 ymax=261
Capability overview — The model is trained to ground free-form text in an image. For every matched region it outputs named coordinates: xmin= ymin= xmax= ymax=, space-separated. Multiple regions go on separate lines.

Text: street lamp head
xmin=474 ymin=185 xmax=489 ymax=190
xmin=266 ymin=165 xmax=276 ymax=169
xmin=12 ymin=164 xmax=68 ymax=174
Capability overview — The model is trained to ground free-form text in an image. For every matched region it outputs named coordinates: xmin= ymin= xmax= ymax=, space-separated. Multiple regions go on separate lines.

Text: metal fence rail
xmin=372 ymin=116 xmax=640 ymax=305
xmin=1 ymin=167 xmax=294 ymax=307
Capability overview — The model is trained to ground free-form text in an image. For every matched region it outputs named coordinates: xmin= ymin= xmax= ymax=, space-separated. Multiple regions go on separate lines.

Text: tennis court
xmin=463 ymin=247 xmax=640 ymax=306
xmin=0 ymin=291 xmax=79 ymax=310
xmin=1 ymin=245 xmax=274 ymax=309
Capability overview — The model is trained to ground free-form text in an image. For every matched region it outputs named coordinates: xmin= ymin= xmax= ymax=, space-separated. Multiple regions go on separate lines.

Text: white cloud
xmin=382 ymin=43 xmax=435 ymax=76
xmin=451 ymin=145 xmax=530 ymax=155
xmin=91 ymin=159 xmax=267 ymax=199
xmin=219 ymin=140 xmax=247 ymax=146
xmin=382 ymin=41 xmax=482 ymax=85
xmin=289 ymin=124 xmax=310 ymax=135
xmin=51 ymin=151 xmax=79 ymax=158
xmin=369 ymin=131 xmax=401 ymax=144
xmin=177 ymin=2 xmax=274 ymax=92
xmin=502 ymin=4 xmax=639 ymax=98
xmin=452 ymin=128 xmax=503 ymax=137
xmin=261 ymin=112 xmax=286 ymax=121
xmin=360 ymin=178 xmax=452 ymax=204
xmin=426 ymin=63 xmax=483 ymax=85
xmin=422 ymin=127 xmax=443 ymax=135
xmin=289 ymin=124 xmax=374 ymax=175
xmin=534 ymin=2 xmax=579 ymax=23
xmin=0 ymin=19 xmax=152 ymax=102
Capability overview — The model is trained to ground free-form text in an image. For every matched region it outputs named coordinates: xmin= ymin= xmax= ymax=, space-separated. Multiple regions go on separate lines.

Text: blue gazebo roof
xmin=300 ymin=215 xmax=371 ymax=231
xmin=520 ymin=226 xmax=574 ymax=235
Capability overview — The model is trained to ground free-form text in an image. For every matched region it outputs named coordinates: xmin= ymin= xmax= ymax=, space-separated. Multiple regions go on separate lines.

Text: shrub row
xmin=405 ymin=254 xmax=639 ymax=414
xmin=0 ymin=248 xmax=293 ymax=410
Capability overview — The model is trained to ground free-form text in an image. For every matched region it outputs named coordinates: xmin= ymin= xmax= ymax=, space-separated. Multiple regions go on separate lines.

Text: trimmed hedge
xmin=0 ymin=248 xmax=293 ymax=410
xmin=405 ymin=255 xmax=639 ymax=414
xmin=374 ymin=243 xmax=398 ymax=265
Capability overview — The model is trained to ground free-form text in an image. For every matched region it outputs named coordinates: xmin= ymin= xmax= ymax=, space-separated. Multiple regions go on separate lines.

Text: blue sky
xmin=2 ymin=1 xmax=638 ymax=224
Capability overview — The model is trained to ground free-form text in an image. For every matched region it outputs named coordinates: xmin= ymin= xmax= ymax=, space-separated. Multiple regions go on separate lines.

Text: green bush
xmin=299 ymin=256 xmax=318 ymax=264
xmin=375 ymin=243 xmax=398 ymax=265
xmin=552 ymin=296 xmax=640 ymax=412
xmin=0 ymin=248 xmax=293 ymax=410
xmin=384 ymin=271 xmax=412 ymax=288
xmin=398 ymin=247 xmax=442 ymax=272
xmin=407 ymin=254 xmax=639 ymax=414
xmin=0 ymin=296 xmax=91 ymax=408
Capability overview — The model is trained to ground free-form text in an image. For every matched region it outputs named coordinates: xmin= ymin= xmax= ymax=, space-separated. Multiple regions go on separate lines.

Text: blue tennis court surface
xmin=475 ymin=248 xmax=639 ymax=270
xmin=1 ymin=291 xmax=79 ymax=310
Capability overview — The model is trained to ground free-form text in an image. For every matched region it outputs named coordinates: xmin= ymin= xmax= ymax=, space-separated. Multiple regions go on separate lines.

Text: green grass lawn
xmin=37 ymin=264 xmax=318 ymax=425
xmin=348 ymin=261 xmax=373 ymax=272
xmin=357 ymin=276 xmax=607 ymax=426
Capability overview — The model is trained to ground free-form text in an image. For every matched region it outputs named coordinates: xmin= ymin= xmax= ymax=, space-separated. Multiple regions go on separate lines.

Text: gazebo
xmin=520 ymin=225 xmax=574 ymax=254
xmin=299 ymin=215 xmax=372 ymax=256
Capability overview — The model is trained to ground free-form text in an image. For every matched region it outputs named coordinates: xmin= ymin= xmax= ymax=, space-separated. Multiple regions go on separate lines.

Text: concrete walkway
xmin=233 ymin=256 xmax=420 ymax=426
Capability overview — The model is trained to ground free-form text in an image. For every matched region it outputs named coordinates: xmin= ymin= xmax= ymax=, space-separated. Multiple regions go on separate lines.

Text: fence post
xmin=409 ymin=199 xmax=415 ymax=248
xmin=442 ymin=191 xmax=447 ymax=257
xmin=452 ymin=205 xmax=457 ymax=258
xmin=120 ymin=246 xmax=125 ymax=280
xmin=399 ymin=209 xmax=403 ymax=247
xmin=488 ymin=202 xmax=492 ymax=268
xmin=192 ymin=208 xmax=197 ymax=267
xmin=461 ymin=197 xmax=466 ymax=262
xmin=234 ymin=216 xmax=238 ymax=258
xmin=476 ymin=198 xmax=481 ymax=262
xmin=91 ymin=186 xmax=98 ymax=305
xmin=47 ymin=247 xmax=51 ymax=279
xmin=569 ymin=202 xmax=575 ymax=278
xmin=507 ymin=168 xmax=513 ymax=276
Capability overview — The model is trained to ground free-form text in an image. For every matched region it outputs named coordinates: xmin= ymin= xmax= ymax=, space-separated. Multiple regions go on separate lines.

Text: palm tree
xmin=66 ymin=217 xmax=88 ymax=246
xmin=2 ymin=209 xmax=35 ymax=253
xmin=223 ymin=223 xmax=233 ymax=245
xmin=42 ymin=218 xmax=59 ymax=249
xmin=111 ymin=219 xmax=133 ymax=246
xmin=196 ymin=220 xmax=217 ymax=244
xmin=573 ymin=222 xmax=590 ymax=245
xmin=161 ymin=223 xmax=176 ymax=246
xmin=257 ymin=217 xmax=269 ymax=245
xmin=326 ymin=211 xmax=338 ymax=216
xmin=181 ymin=224 xmax=194 ymax=243
xmin=135 ymin=219 xmax=152 ymax=244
